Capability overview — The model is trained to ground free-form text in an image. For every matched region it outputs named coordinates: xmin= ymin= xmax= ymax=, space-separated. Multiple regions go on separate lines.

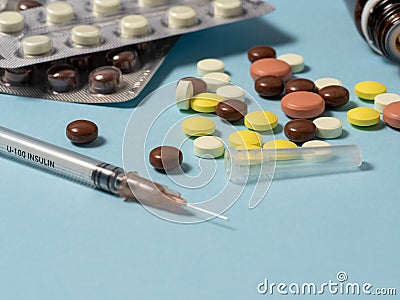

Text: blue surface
xmin=0 ymin=0 xmax=399 ymax=299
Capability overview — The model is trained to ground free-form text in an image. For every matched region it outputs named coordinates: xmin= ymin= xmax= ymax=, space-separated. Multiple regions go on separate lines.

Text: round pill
xmin=383 ymin=102 xmax=400 ymax=129
xmin=66 ymin=120 xmax=98 ymax=144
xmin=213 ymin=0 xmax=242 ymax=18
xmin=191 ymin=92 xmax=223 ymax=113
xmin=281 ymin=91 xmax=325 ymax=119
xmin=0 ymin=11 xmax=24 ymax=33
xmin=285 ymin=78 xmax=315 ymax=94
xmin=149 ymin=146 xmax=183 ymax=171
xmin=284 ymin=119 xmax=316 ymax=143
xmin=89 ymin=66 xmax=121 ymax=94
xmin=17 ymin=0 xmax=42 ymax=11
xmin=313 ymin=117 xmax=343 ymax=139
xmin=194 ymin=136 xmax=225 ymax=158
xmin=139 ymin=0 xmax=167 ymax=7
xmin=21 ymin=35 xmax=52 ymax=56
xmin=202 ymin=72 xmax=231 ymax=92
xmin=263 ymin=139 xmax=297 ymax=160
xmin=314 ymin=77 xmax=342 ymax=91
xmin=347 ymin=107 xmax=380 ymax=127
xmin=176 ymin=80 xmax=193 ymax=110
xmin=250 ymin=58 xmax=292 ymax=81
xmin=277 ymin=53 xmax=305 ymax=73
xmin=244 ymin=111 xmax=278 ymax=131
xmin=302 ymin=140 xmax=331 ymax=147
xmin=46 ymin=1 xmax=74 ymax=24
xmin=247 ymin=45 xmax=276 ymax=63
xmin=216 ymin=99 xmax=247 ymax=122
xmin=2 ymin=66 xmax=33 ymax=86
xmin=71 ymin=25 xmax=101 ymax=47
xmin=168 ymin=6 xmax=197 ymax=29
xmin=106 ymin=49 xmax=138 ymax=74
xmin=197 ymin=58 xmax=225 ymax=76
xmin=181 ymin=117 xmax=215 ymax=136
xmin=47 ymin=64 xmax=79 ymax=93
xmin=93 ymin=0 xmax=121 ymax=15
xmin=216 ymin=85 xmax=245 ymax=101
xmin=179 ymin=77 xmax=207 ymax=95
xmin=254 ymin=75 xmax=284 ymax=97
xmin=229 ymin=130 xmax=263 ymax=147
xmin=120 ymin=15 xmax=149 ymax=37
xmin=375 ymin=93 xmax=400 ymax=113
xmin=354 ymin=81 xmax=386 ymax=100
xmin=318 ymin=85 xmax=350 ymax=107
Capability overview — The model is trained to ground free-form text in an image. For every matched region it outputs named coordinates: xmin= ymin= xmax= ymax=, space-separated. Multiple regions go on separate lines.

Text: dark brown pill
xmin=66 ymin=120 xmax=98 ymax=144
xmin=107 ymin=50 xmax=138 ymax=74
xmin=254 ymin=75 xmax=284 ymax=97
xmin=89 ymin=66 xmax=121 ymax=94
xmin=179 ymin=77 xmax=207 ymax=95
xmin=216 ymin=99 xmax=248 ymax=122
xmin=47 ymin=64 xmax=79 ymax=93
xmin=285 ymin=78 xmax=315 ymax=94
xmin=319 ymin=85 xmax=350 ymax=107
xmin=2 ymin=66 xmax=33 ymax=86
xmin=284 ymin=119 xmax=316 ymax=143
xmin=149 ymin=146 xmax=183 ymax=171
xmin=247 ymin=46 xmax=276 ymax=63
xmin=17 ymin=0 xmax=42 ymax=11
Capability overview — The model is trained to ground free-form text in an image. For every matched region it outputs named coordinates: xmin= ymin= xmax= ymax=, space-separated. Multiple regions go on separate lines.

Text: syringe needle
xmin=185 ymin=203 xmax=229 ymax=221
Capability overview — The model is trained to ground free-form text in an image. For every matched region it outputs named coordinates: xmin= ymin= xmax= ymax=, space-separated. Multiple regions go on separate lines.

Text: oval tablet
xmin=318 ymin=85 xmax=349 ymax=107
xmin=244 ymin=111 xmax=278 ymax=131
xmin=93 ymin=0 xmax=121 ymax=15
xmin=149 ymin=146 xmax=183 ymax=171
xmin=197 ymin=58 xmax=225 ymax=76
xmin=374 ymin=93 xmax=400 ymax=113
xmin=216 ymin=85 xmax=245 ymax=101
xmin=0 ymin=11 xmax=24 ymax=33
xmin=285 ymin=78 xmax=315 ymax=94
xmin=66 ymin=120 xmax=98 ymax=144
xmin=18 ymin=0 xmax=42 ymax=12
xmin=277 ymin=53 xmax=305 ymax=73
xmin=176 ymin=80 xmax=193 ymax=110
xmin=202 ymin=72 xmax=231 ymax=92
xmin=229 ymin=130 xmax=263 ymax=147
xmin=354 ymin=81 xmax=386 ymax=100
xmin=71 ymin=25 xmax=101 ymax=47
xmin=254 ymin=75 xmax=284 ymax=97
xmin=250 ymin=58 xmax=292 ymax=81
xmin=21 ymin=35 xmax=52 ymax=56
xmin=168 ymin=6 xmax=197 ymax=29
xmin=313 ymin=117 xmax=343 ymax=139
xmin=46 ymin=1 xmax=74 ymax=24
xmin=181 ymin=117 xmax=215 ymax=136
xmin=347 ymin=107 xmax=380 ymax=127
xmin=281 ymin=91 xmax=325 ymax=119
xmin=216 ymin=99 xmax=247 ymax=122
xmin=213 ymin=0 xmax=242 ymax=18
xmin=194 ymin=136 xmax=225 ymax=158
xmin=247 ymin=45 xmax=276 ymax=62
xmin=314 ymin=77 xmax=342 ymax=91
xmin=191 ymin=92 xmax=223 ymax=113
xmin=383 ymin=102 xmax=400 ymax=129
xmin=120 ymin=15 xmax=149 ymax=37
xmin=284 ymin=119 xmax=316 ymax=143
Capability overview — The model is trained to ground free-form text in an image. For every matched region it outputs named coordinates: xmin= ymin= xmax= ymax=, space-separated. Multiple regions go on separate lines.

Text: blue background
xmin=0 ymin=0 xmax=399 ymax=299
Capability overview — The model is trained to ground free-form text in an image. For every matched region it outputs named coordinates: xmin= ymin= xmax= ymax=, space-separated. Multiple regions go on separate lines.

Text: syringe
xmin=0 ymin=125 xmax=227 ymax=221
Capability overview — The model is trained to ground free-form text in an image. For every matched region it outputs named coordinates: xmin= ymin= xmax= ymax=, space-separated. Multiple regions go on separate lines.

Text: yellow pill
xmin=190 ymin=92 xmax=223 ymax=113
xmin=244 ymin=111 xmax=278 ymax=131
xmin=228 ymin=130 xmax=263 ymax=147
xmin=347 ymin=107 xmax=380 ymax=126
xmin=263 ymin=139 xmax=297 ymax=160
xmin=236 ymin=144 xmax=261 ymax=150
xmin=354 ymin=81 xmax=386 ymax=100
xmin=181 ymin=116 xmax=215 ymax=136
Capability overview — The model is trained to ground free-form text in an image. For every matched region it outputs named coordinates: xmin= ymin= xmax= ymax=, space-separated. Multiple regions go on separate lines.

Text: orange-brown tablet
xmin=250 ymin=58 xmax=292 ymax=81
xmin=383 ymin=102 xmax=400 ymax=129
xmin=281 ymin=91 xmax=325 ymax=119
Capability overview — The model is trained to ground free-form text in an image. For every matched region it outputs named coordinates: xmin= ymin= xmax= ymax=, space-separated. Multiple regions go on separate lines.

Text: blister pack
xmin=0 ymin=0 xmax=274 ymax=68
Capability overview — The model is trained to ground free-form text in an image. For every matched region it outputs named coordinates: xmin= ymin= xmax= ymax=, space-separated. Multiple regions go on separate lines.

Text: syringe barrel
xmin=225 ymin=145 xmax=362 ymax=184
